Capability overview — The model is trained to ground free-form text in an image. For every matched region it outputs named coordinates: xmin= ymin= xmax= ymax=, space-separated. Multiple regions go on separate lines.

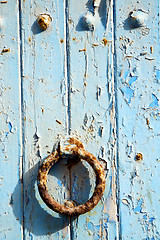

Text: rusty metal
xmin=37 ymin=137 xmax=106 ymax=217
xmin=37 ymin=14 xmax=52 ymax=30
xmin=1 ymin=48 xmax=10 ymax=55
xmin=135 ymin=153 xmax=143 ymax=161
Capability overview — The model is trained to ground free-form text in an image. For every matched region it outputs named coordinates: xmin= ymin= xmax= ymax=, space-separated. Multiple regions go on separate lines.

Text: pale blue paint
xmin=156 ymin=69 xmax=160 ymax=83
xmin=116 ymin=0 xmax=160 ymax=239
xmin=149 ymin=94 xmax=159 ymax=108
xmin=134 ymin=198 xmax=143 ymax=214
xmin=5 ymin=122 xmax=12 ymax=138
xmin=1 ymin=0 xmax=160 ymax=239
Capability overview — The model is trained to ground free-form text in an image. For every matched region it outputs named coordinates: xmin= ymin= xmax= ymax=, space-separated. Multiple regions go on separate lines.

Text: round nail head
xmin=81 ymin=12 xmax=95 ymax=31
xmin=135 ymin=153 xmax=143 ymax=161
xmin=37 ymin=14 xmax=52 ymax=30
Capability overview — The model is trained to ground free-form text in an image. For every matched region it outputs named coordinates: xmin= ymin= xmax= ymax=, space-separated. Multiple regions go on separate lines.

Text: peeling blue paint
xmin=123 ymin=70 xmax=130 ymax=79
xmin=143 ymin=214 xmax=147 ymax=220
xmin=146 ymin=238 xmax=155 ymax=240
xmin=8 ymin=122 xmax=12 ymax=132
xmin=5 ymin=122 xmax=12 ymax=137
xmin=87 ymin=222 xmax=100 ymax=240
xmin=134 ymin=198 xmax=143 ymax=214
xmin=127 ymin=145 xmax=132 ymax=157
xmin=121 ymin=76 xmax=138 ymax=104
xmin=128 ymin=76 xmax=138 ymax=86
xmin=1 ymin=0 xmax=160 ymax=239
xmin=104 ymin=222 xmax=108 ymax=231
xmin=104 ymin=213 xmax=109 ymax=222
xmin=156 ymin=69 xmax=160 ymax=83
xmin=121 ymin=85 xmax=134 ymax=104
xmin=149 ymin=94 xmax=159 ymax=108
xmin=57 ymin=179 xmax=62 ymax=187
xmin=145 ymin=225 xmax=149 ymax=232
xmin=149 ymin=217 xmax=155 ymax=223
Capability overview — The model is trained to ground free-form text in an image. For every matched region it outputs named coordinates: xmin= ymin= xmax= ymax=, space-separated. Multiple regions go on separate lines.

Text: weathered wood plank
xmin=19 ymin=0 xmax=70 ymax=239
xmin=115 ymin=0 xmax=160 ymax=239
xmin=2 ymin=0 xmax=160 ymax=239
xmin=67 ymin=0 xmax=119 ymax=239
xmin=0 ymin=1 xmax=23 ymax=239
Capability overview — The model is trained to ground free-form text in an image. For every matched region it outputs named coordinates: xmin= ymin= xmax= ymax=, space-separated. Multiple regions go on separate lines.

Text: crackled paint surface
xmin=116 ymin=0 xmax=160 ymax=239
xmin=0 ymin=0 xmax=160 ymax=239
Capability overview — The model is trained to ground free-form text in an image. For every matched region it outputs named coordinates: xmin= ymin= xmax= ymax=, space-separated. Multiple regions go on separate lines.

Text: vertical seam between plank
xmin=64 ymin=0 xmax=73 ymax=239
xmin=64 ymin=0 xmax=72 ymax=135
xmin=113 ymin=0 xmax=122 ymax=239
xmin=18 ymin=0 xmax=25 ymax=239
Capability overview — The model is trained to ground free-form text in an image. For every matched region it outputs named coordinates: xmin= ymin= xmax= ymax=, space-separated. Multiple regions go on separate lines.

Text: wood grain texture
xmin=18 ymin=0 xmax=70 ymax=239
xmin=67 ymin=0 xmax=119 ymax=239
xmin=0 ymin=1 xmax=22 ymax=239
xmin=115 ymin=0 xmax=160 ymax=239
xmin=1 ymin=0 xmax=160 ymax=239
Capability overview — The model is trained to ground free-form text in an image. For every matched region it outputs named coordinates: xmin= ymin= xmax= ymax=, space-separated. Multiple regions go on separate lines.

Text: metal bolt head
xmin=129 ymin=10 xmax=148 ymax=28
xmin=37 ymin=14 xmax=52 ymax=30
xmin=135 ymin=153 xmax=143 ymax=161
xmin=81 ymin=11 xmax=95 ymax=31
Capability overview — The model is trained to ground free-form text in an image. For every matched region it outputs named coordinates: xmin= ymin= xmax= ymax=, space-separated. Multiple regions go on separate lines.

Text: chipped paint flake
xmin=134 ymin=198 xmax=143 ymax=214
xmin=149 ymin=94 xmax=159 ymax=108
xmin=121 ymin=76 xmax=138 ymax=104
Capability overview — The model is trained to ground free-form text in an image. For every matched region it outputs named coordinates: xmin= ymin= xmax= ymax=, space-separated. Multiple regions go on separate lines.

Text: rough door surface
xmin=0 ymin=0 xmax=160 ymax=240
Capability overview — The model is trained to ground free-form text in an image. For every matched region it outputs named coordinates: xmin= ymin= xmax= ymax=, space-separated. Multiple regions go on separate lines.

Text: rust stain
xmin=0 ymin=1 xmax=7 ymax=3
xmin=102 ymin=38 xmax=108 ymax=46
xmin=79 ymin=48 xmax=86 ymax=52
xmin=135 ymin=153 xmax=143 ymax=161
xmin=140 ymin=52 xmax=148 ymax=56
xmin=92 ymin=43 xmax=99 ymax=47
xmin=125 ymin=55 xmax=133 ymax=58
xmin=60 ymin=39 xmax=64 ymax=43
xmin=29 ymin=37 xmax=31 ymax=42
xmin=129 ymin=40 xmax=134 ymax=45
xmin=146 ymin=117 xmax=149 ymax=126
xmin=56 ymin=119 xmax=62 ymax=124
xmin=1 ymin=48 xmax=10 ymax=54
xmin=150 ymin=46 xmax=153 ymax=53
xmin=37 ymin=137 xmax=106 ymax=217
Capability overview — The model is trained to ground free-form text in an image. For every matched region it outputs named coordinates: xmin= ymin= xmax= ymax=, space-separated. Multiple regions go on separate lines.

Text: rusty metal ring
xmin=37 ymin=138 xmax=106 ymax=217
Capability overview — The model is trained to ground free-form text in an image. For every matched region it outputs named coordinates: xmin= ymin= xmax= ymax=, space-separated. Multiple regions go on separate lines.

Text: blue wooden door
xmin=0 ymin=0 xmax=160 ymax=239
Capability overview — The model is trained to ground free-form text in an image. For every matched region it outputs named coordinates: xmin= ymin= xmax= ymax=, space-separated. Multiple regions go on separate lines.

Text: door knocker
xmin=37 ymin=137 xmax=106 ymax=217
